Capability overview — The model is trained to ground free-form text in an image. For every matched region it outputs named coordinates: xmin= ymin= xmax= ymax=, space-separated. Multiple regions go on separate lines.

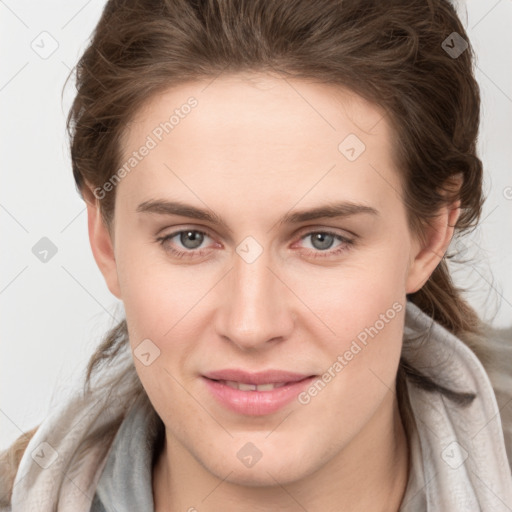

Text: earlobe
xmin=86 ymin=193 xmax=122 ymax=299
xmin=406 ymin=202 xmax=461 ymax=294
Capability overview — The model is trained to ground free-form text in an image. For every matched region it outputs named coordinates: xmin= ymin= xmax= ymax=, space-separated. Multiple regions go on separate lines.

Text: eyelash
xmin=155 ymin=228 xmax=355 ymax=260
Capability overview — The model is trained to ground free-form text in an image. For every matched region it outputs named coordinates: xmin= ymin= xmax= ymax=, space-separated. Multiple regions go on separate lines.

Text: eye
xmin=296 ymin=230 xmax=355 ymax=258
xmin=156 ymin=229 xmax=213 ymax=258
xmin=155 ymin=228 xmax=355 ymax=260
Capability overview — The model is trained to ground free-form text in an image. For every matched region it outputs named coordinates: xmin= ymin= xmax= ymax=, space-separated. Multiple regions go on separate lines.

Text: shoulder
xmin=0 ymin=426 xmax=39 ymax=509
xmin=478 ymin=323 xmax=512 ymax=469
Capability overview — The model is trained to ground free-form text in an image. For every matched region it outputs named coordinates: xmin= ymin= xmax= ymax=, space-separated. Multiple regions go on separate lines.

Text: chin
xmin=222 ymin=466 xmax=300 ymax=488
xmin=202 ymin=447 xmax=317 ymax=488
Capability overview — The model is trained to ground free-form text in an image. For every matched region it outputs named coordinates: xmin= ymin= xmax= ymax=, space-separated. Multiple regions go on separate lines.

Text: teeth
xmin=238 ymin=382 xmax=257 ymax=391
xmin=255 ymin=383 xmax=277 ymax=391
xmin=223 ymin=380 xmax=242 ymax=390
xmin=222 ymin=380 xmax=287 ymax=391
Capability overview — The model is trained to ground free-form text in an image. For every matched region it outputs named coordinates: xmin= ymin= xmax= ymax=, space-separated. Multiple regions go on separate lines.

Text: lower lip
xmin=202 ymin=376 xmax=316 ymax=416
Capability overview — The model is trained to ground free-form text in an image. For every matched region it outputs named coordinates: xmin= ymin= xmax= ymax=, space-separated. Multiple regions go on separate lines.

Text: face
xmin=88 ymin=72 xmax=448 ymax=486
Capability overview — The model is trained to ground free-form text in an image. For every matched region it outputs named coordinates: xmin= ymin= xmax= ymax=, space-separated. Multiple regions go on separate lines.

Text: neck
xmin=153 ymin=392 xmax=409 ymax=512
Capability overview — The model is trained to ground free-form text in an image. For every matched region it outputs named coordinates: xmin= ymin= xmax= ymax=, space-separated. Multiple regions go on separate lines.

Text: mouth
xmin=201 ymin=370 xmax=317 ymax=416
xmin=209 ymin=380 xmax=290 ymax=391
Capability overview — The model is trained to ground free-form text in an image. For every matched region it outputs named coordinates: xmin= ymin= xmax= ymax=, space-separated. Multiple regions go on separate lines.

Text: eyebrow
xmin=136 ymin=199 xmax=379 ymax=232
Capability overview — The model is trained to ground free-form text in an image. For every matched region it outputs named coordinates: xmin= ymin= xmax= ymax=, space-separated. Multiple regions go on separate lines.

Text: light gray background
xmin=1 ymin=0 xmax=511 ymax=450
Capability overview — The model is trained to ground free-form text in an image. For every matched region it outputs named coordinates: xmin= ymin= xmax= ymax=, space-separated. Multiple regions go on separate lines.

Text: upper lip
xmin=203 ymin=369 xmax=315 ymax=385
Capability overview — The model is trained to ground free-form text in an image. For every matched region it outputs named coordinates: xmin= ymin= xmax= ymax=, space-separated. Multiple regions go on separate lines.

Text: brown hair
xmin=1 ymin=0 xmax=487 ymax=505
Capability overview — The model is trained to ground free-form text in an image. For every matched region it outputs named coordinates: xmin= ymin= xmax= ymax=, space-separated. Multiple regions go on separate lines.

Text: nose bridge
xmin=217 ymin=243 xmax=292 ymax=350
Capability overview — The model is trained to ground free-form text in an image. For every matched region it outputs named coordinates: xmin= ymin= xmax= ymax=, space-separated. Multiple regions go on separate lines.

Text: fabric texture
xmin=89 ymin=395 xmax=161 ymax=512
xmin=90 ymin=393 xmax=162 ymax=512
xmin=399 ymin=304 xmax=512 ymax=510
xmin=4 ymin=301 xmax=512 ymax=511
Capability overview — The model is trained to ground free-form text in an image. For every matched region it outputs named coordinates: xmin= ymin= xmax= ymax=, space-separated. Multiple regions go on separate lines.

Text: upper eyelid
xmin=295 ymin=226 xmax=355 ymax=240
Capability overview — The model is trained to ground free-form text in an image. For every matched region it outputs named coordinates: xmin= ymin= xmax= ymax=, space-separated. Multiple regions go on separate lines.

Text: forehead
xmin=117 ymin=72 xmax=400 ymax=212
xmin=124 ymin=72 xmax=390 ymax=151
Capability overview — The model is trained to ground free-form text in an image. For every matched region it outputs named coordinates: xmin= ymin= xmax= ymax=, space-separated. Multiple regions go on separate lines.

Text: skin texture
xmin=86 ymin=72 xmax=460 ymax=511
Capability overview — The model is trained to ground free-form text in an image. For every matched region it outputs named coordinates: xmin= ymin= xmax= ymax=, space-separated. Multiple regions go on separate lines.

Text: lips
xmin=202 ymin=369 xmax=317 ymax=416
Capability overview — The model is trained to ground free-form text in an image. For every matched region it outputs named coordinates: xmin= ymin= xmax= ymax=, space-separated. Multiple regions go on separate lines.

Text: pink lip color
xmin=202 ymin=369 xmax=316 ymax=416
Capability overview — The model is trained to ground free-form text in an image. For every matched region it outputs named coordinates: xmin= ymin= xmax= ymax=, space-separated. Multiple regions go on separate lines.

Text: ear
xmin=84 ymin=185 xmax=122 ymax=299
xmin=406 ymin=200 xmax=461 ymax=294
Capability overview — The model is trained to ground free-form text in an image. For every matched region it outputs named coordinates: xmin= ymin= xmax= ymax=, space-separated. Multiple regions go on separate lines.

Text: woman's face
xmin=90 ymin=72 xmax=439 ymax=485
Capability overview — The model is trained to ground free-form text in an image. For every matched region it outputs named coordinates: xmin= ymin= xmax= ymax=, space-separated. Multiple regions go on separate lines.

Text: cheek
xmin=117 ymin=257 xmax=206 ymax=422
xmin=287 ymin=241 xmax=408 ymax=342
xmin=115 ymin=233 xmax=207 ymax=338
xmin=292 ymin=245 xmax=407 ymax=409
xmin=297 ymin=294 xmax=405 ymax=442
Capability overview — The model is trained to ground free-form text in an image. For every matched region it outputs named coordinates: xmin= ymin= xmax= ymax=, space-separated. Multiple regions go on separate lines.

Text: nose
xmin=215 ymin=246 xmax=295 ymax=351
